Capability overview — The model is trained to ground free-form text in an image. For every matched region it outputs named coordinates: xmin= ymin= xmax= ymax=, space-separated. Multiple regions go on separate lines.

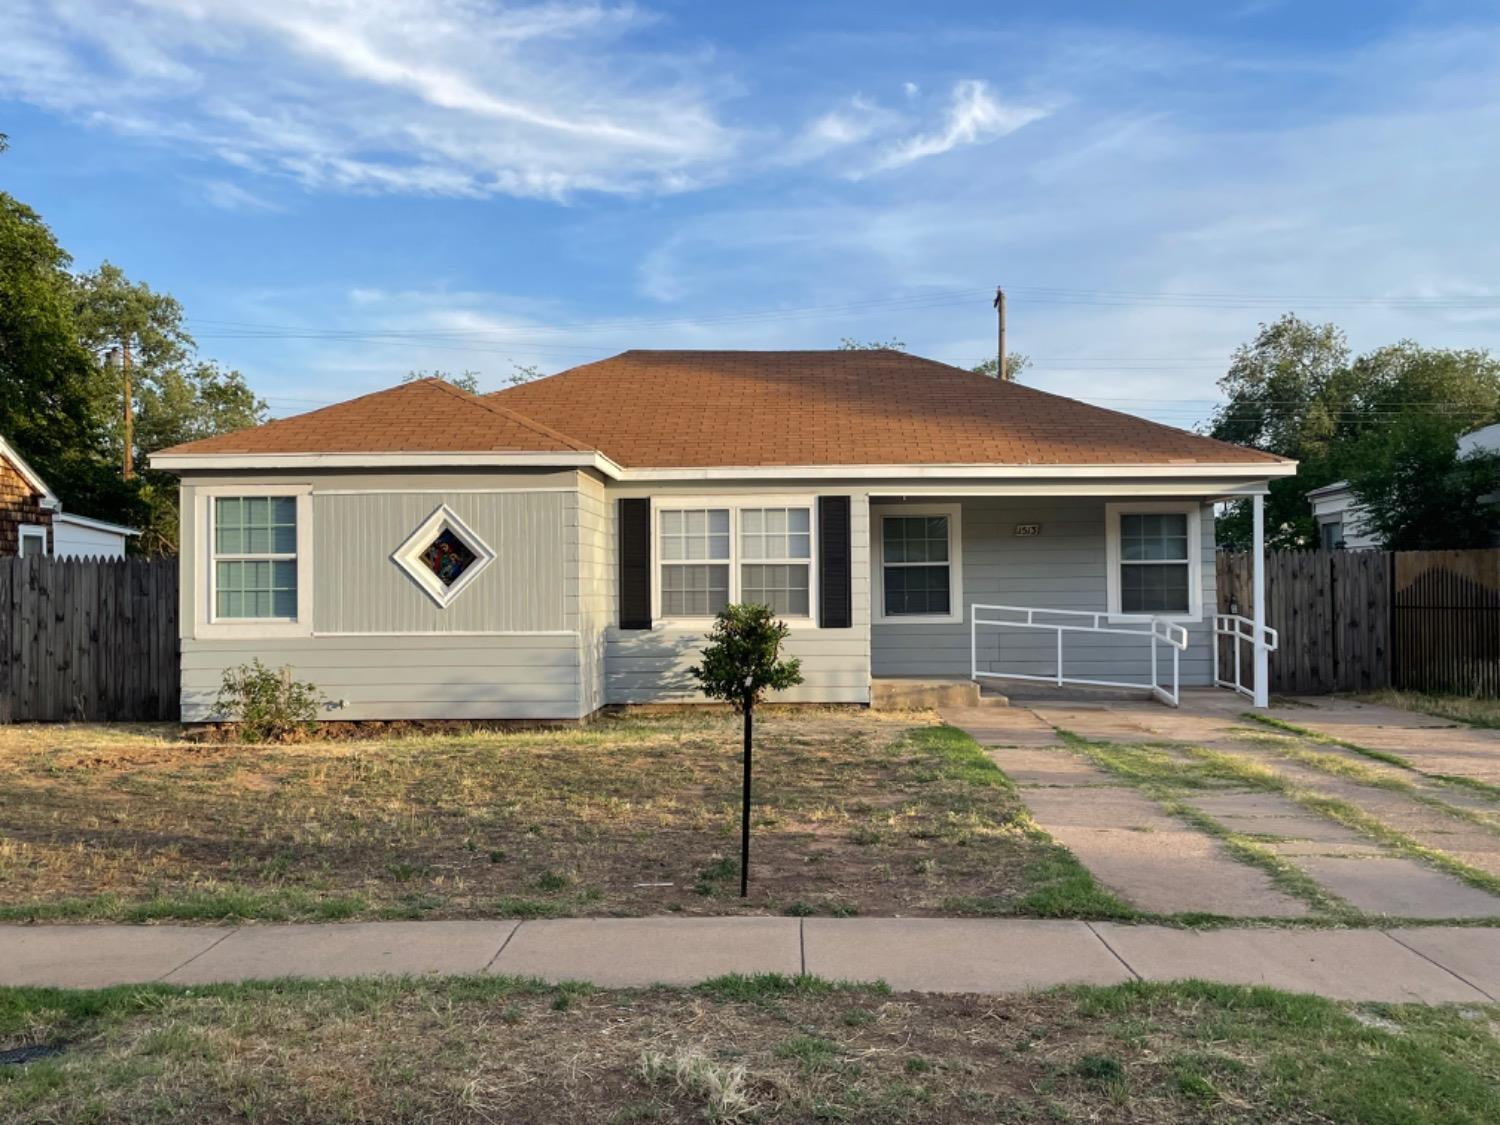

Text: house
xmin=0 ymin=434 xmax=139 ymax=559
xmin=1305 ymin=481 xmax=1379 ymax=550
xmin=150 ymin=350 xmax=1295 ymax=721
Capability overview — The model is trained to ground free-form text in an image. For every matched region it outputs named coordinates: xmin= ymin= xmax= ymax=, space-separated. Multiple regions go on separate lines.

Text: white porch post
xmin=1252 ymin=492 xmax=1269 ymax=708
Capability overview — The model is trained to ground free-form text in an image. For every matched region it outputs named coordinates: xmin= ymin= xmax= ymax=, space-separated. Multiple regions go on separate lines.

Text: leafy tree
xmin=1210 ymin=316 xmax=1500 ymax=549
xmin=0 ymin=189 xmax=120 ymax=515
xmin=690 ymin=604 xmax=803 ymax=896
xmin=132 ymin=362 xmax=267 ymax=554
xmin=1347 ymin=416 xmax=1500 ymax=549
xmin=404 ymin=368 xmax=483 ymax=394
xmin=970 ymin=353 xmax=1031 ymax=381
xmin=73 ymin=262 xmax=193 ymax=479
xmin=838 ymin=337 xmax=906 ymax=351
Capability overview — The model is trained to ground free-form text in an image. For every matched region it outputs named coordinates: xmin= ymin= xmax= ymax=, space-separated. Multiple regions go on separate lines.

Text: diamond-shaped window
xmin=392 ymin=506 xmax=495 ymax=607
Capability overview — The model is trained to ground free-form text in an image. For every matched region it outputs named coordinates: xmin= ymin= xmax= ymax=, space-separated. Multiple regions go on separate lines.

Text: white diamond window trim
xmin=392 ymin=505 xmax=496 ymax=608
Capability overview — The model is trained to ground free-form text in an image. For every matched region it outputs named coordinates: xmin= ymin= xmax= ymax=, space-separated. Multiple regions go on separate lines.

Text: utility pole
xmin=109 ymin=344 xmax=135 ymax=479
xmin=993 ymin=286 xmax=1008 ymax=381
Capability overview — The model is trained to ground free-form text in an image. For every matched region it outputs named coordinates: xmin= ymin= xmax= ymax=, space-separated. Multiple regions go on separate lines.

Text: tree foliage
xmin=1210 ymin=314 xmax=1500 ymax=549
xmin=970 ymin=353 xmax=1031 ymax=381
xmin=690 ymin=604 xmax=804 ymax=712
xmin=1 ymin=144 xmax=266 ymax=553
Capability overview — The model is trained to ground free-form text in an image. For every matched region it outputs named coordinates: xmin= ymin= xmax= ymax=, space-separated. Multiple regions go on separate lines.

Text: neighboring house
xmin=150 ymin=350 xmax=1295 ymax=721
xmin=1307 ymin=423 xmax=1500 ymax=550
xmin=1306 ymin=481 xmax=1380 ymax=550
xmin=1 ymin=434 xmax=140 ymax=559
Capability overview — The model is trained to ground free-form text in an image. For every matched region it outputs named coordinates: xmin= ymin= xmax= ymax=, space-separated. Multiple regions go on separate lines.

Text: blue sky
xmin=2 ymin=0 xmax=1498 ymax=427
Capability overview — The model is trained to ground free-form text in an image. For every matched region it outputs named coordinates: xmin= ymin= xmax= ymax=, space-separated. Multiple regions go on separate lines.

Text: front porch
xmin=864 ymin=490 xmax=1274 ymax=707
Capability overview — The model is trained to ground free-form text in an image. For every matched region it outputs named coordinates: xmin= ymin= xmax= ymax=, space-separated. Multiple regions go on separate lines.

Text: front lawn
xmin=0 ymin=712 xmax=1119 ymax=922
xmin=2 ymin=975 xmax=1495 ymax=1123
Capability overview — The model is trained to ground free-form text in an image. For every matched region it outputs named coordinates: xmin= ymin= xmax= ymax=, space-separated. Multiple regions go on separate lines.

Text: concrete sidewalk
xmin=1 ymin=919 xmax=1496 ymax=1004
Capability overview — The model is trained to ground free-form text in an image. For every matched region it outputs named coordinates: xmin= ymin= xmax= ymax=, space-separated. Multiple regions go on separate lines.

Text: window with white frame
xmin=212 ymin=496 xmax=298 ymax=619
xmin=740 ymin=507 xmax=811 ymax=616
xmin=876 ymin=509 xmax=961 ymax=622
xmin=1106 ymin=504 xmax=1201 ymax=619
xmin=18 ymin=525 xmax=48 ymax=558
xmin=656 ymin=503 xmax=814 ymax=620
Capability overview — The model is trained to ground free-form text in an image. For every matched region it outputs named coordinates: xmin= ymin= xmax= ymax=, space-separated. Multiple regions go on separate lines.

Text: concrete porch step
xmin=998 ymin=681 xmax=1154 ymax=704
xmin=870 ymin=678 xmax=1008 ymax=710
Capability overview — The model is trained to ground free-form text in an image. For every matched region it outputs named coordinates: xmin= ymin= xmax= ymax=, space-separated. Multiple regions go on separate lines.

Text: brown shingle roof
xmin=154 ymin=377 xmax=591 ymax=456
xmin=489 ymin=350 xmax=1287 ymax=468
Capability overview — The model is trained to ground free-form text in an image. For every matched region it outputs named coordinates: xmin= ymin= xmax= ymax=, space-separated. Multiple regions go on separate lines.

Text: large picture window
xmin=656 ymin=503 xmax=814 ymax=620
xmin=213 ymin=496 xmax=298 ymax=619
xmin=1106 ymin=503 xmax=1202 ymax=620
xmin=874 ymin=506 xmax=962 ymax=623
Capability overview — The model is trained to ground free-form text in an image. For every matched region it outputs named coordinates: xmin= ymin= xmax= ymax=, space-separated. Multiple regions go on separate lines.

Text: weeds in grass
xmin=639 ymin=1048 xmax=754 ymax=1122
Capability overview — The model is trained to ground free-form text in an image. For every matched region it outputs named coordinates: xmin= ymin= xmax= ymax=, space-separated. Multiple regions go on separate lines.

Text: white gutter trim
xmin=612 ymin=461 xmax=1298 ymax=482
xmin=0 ymin=435 xmax=60 ymax=505
xmin=52 ymin=511 xmax=141 ymax=537
xmin=150 ymin=450 xmax=624 ymax=478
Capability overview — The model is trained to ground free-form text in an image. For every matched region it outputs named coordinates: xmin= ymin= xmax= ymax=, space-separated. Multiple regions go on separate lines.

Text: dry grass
xmin=0 ymin=711 xmax=1108 ymax=922
xmin=1356 ymin=690 xmax=1500 ymax=729
xmin=1 ymin=975 xmax=1496 ymax=1124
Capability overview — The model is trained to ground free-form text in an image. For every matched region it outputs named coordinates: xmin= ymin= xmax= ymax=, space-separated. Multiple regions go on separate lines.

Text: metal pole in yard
xmin=740 ymin=691 xmax=753 ymax=897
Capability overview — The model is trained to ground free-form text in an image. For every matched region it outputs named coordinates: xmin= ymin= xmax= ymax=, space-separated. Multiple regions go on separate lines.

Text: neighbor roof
xmin=489 ymin=350 xmax=1287 ymax=469
xmin=153 ymin=350 xmax=1289 ymax=472
xmin=153 ymin=377 xmax=591 ymax=456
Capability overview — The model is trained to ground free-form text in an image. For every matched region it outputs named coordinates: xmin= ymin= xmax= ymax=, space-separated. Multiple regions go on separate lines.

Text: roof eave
xmin=148 ymin=450 xmax=625 ymax=479
xmin=611 ymin=460 xmax=1299 ymax=482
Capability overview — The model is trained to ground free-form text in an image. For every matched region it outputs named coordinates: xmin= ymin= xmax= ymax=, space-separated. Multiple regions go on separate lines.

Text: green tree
xmin=1346 ymin=417 xmax=1500 ymax=549
xmin=132 ymin=361 xmax=267 ymax=554
xmin=970 ymin=353 xmax=1031 ymax=381
xmin=403 ymin=368 xmax=483 ymax=393
xmin=0 ymin=188 xmax=121 ymax=517
xmin=690 ymin=604 xmax=803 ymax=897
xmin=73 ymin=262 xmax=193 ymax=479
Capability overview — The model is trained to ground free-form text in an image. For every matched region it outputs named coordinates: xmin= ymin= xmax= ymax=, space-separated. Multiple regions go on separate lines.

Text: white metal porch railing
xmin=1214 ymin=614 xmax=1279 ymax=700
xmin=970 ymin=604 xmax=1191 ymax=707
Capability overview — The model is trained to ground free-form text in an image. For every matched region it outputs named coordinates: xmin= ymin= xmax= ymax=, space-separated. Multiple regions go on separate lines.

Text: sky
xmin=2 ymin=0 xmax=1498 ymax=428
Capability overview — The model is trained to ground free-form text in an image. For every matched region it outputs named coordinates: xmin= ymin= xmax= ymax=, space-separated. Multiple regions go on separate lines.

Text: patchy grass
xmin=0 ymin=714 xmax=1117 ymax=923
xmin=1358 ymin=689 xmax=1500 ymax=730
xmin=0 ymin=976 xmax=1496 ymax=1123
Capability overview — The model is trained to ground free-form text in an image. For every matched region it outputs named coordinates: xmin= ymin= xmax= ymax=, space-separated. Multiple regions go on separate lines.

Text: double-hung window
xmin=1107 ymin=503 xmax=1201 ymax=619
xmin=656 ymin=503 xmax=814 ymax=620
xmin=876 ymin=506 xmax=962 ymax=623
xmin=213 ymin=496 xmax=298 ymax=620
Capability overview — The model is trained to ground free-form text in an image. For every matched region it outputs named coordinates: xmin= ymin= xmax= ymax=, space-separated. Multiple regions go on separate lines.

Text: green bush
xmin=212 ymin=659 xmax=323 ymax=742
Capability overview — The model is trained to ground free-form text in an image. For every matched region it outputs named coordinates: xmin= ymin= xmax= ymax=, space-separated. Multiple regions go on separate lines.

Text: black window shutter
xmin=618 ymin=498 xmax=652 ymax=629
xmin=818 ymin=495 xmax=852 ymax=629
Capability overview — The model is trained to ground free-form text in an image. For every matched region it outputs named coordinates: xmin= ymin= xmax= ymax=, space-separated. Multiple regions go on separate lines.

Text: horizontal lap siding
xmin=313 ymin=491 xmax=568 ymax=633
xmin=870 ymin=497 xmax=1215 ymax=685
xmin=180 ymin=635 xmax=581 ymax=721
xmin=602 ymin=493 xmax=871 ymax=704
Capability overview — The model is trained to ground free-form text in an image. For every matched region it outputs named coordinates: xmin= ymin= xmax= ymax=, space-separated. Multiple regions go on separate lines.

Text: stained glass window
xmin=421 ymin=528 xmax=479 ymax=587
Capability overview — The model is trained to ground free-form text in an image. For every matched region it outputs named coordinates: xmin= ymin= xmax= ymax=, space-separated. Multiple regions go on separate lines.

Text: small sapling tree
xmin=690 ymin=604 xmax=803 ymax=896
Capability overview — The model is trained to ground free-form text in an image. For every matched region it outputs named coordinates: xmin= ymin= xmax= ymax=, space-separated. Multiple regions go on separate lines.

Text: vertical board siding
xmin=871 ymin=497 xmax=1217 ymax=685
xmin=1 ymin=556 xmax=179 ymax=722
xmin=312 ymin=491 xmax=569 ymax=633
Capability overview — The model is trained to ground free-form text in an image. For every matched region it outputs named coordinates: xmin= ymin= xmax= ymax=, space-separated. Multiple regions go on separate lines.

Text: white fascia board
xmin=52 ymin=511 xmax=141 ymax=536
xmin=612 ymin=461 xmax=1298 ymax=482
xmin=150 ymin=450 xmax=623 ymax=478
xmin=0 ymin=435 xmax=59 ymax=505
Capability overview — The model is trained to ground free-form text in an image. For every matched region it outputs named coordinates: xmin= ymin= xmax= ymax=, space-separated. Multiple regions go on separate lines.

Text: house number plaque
xmin=1013 ymin=523 xmax=1041 ymax=537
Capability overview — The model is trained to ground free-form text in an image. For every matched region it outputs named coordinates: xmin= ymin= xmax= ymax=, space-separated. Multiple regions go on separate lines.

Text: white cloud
xmin=197 ymin=179 xmax=283 ymax=213
xmin=0 ymin=0 xmax=738 ymax=199
xmin=873 ymin=79 xmax=1045 ymax=171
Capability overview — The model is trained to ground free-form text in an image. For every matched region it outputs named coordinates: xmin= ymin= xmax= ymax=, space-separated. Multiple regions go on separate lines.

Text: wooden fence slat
xmin=1 ymin=557 xmax=179 ymax=723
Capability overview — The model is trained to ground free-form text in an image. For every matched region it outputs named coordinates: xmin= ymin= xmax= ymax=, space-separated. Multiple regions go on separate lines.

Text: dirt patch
xmin=0 ymin=711 xmax=1075 ymax=922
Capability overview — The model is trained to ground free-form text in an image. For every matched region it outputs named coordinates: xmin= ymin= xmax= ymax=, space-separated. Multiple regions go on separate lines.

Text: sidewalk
xmin=2 ymin=918 xmax=1496 ymax=1004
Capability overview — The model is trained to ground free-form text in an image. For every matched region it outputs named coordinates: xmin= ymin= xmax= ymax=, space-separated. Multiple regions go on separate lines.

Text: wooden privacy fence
xmin=1219 ymin=548 xmax=1500 ymax=697
xmin=1 ymin=556 xmax=179 ymax=722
